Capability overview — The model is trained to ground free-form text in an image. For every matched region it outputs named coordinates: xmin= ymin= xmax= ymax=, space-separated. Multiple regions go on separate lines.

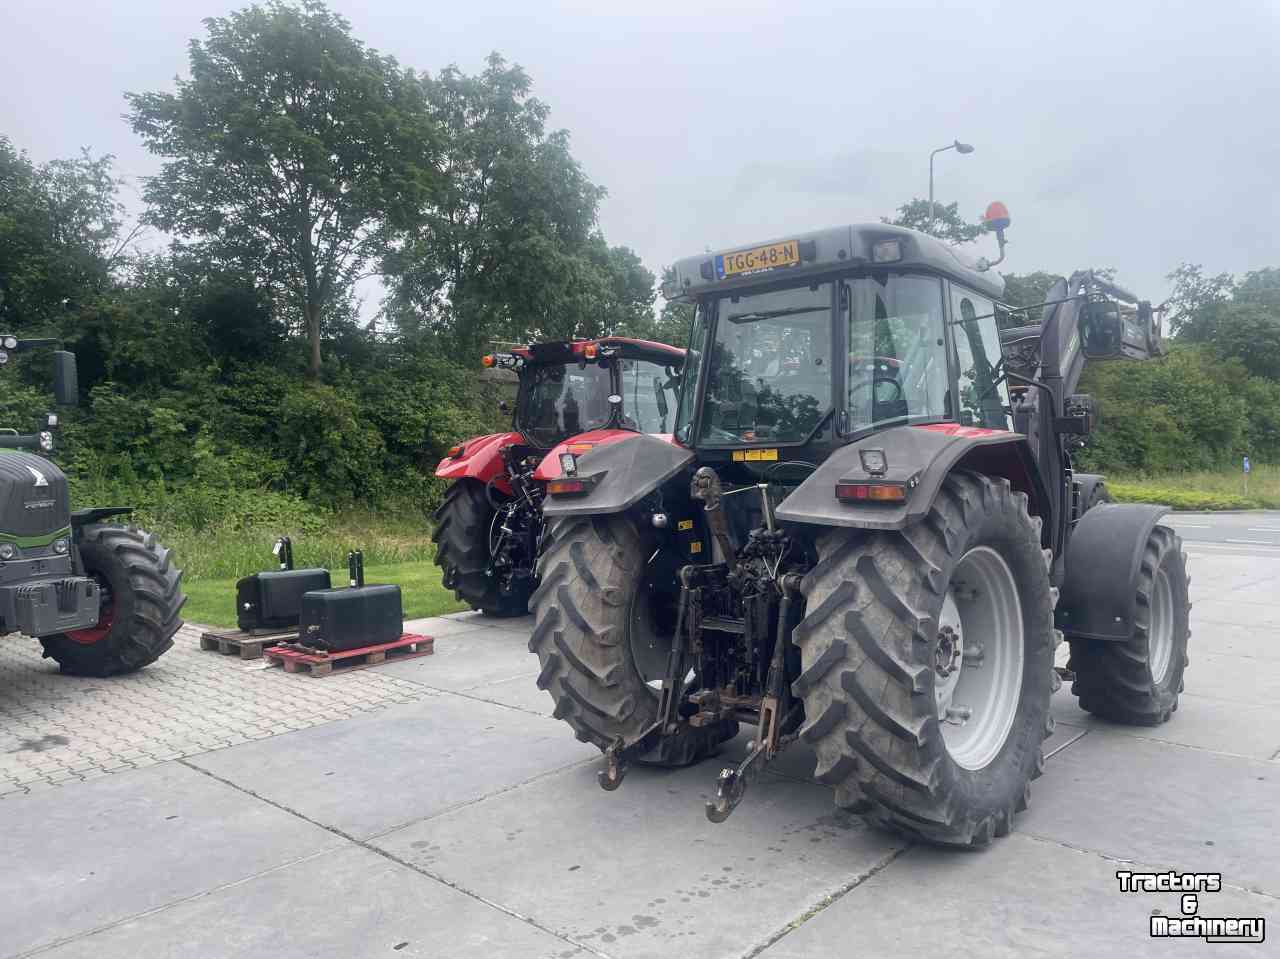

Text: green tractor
xmin=529 ymin=207 xmax=1190 ymax=847
xmin=0 ymin=337 xmax=185 ymax=675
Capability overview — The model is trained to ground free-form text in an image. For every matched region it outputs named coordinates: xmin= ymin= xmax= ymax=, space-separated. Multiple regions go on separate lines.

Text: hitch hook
xmin=598 ymin=739 xmax=628 ymax=791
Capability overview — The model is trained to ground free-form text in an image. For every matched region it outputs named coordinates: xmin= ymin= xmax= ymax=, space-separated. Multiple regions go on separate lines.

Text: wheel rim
xmin=1148 ymin=567 xmax=1175 ymax=684
xmin=937 ymin=546 xmax=1025 ymax=771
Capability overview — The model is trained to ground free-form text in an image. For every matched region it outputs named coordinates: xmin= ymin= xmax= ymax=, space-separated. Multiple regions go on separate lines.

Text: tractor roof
xmin=662 ymin=222 xmax=1005 ymax=302
xmin=516 ymin=337 xmax=685 ymax=367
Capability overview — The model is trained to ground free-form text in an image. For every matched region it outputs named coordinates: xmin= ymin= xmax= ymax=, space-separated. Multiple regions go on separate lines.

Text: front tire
xmin=529 ymin=515 xmax=736 ymax=763
xmin=793 ymin=471 xmax=1058 ymax=847
xmin=1068 ymin=525 xmax=1190 ymax=724
xmin=40 ymin=524 xmax=185 ymax=677
xmin=432 ymin=479 xmax=532 ymax=617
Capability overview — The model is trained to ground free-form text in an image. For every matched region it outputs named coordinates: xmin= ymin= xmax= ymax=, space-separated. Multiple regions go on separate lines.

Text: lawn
xmin=182 ymin=559 xmax=467 ymax=628
xmin=1107 ymin=463 xmax=1279 ymax=511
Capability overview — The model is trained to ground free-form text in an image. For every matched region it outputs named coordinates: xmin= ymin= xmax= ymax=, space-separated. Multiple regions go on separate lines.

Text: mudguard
xmin=541 ymin=433 xmax=694 ymax=518
xmin=775 ymin=424 xmax=1049 ymax=533
xmin=434 ymin=431 xmax=522 ymax=494
xmin=1073 ymin=472 xmax=1107 ymax=518
xmin=531 ymin=429 xmax=641 ymax=482
xmin=1055 ymin=502 xmax=1170 ymax=641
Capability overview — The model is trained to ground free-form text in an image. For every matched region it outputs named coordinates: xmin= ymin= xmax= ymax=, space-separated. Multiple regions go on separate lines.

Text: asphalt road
xmin=2 ymin=515 xmax=1278 ymax=958
xmin=1165 ymin=509 xmax=1280 ymax=555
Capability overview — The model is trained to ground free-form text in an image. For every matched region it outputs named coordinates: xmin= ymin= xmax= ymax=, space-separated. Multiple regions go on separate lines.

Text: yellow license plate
xmin=717 ymin=240 xmax=800 ymax=278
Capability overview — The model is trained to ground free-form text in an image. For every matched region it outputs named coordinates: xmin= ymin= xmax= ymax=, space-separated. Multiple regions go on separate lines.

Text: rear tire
xmin=432 ymin=479 xmax=532 ymax=617
xmin=529 ymin=514 xmax=736 ymax=763
xmin=793 ymin=471 xmax=1058 ymax=847
xmin=40 ymin=525 xmax=185 ymax=677
xmin=1068 ymin=525 xmax=1190 ymax=725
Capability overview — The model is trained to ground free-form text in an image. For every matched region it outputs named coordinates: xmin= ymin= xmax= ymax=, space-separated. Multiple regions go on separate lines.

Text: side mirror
xmin=1079 ymin=301 xmax=1125 ymax=359
xmin=52 ymin=351 xmax=78 ymax=406
xmin=653 ymin=376 xmax=669 ymax=420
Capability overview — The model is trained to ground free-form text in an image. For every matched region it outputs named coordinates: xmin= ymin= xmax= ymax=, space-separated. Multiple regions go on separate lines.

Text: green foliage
xmin=384 ymin=54 xmax=654 ymax=352
xmin=1108 ymin=464 xmax=1280 ymax=511
xmin=126 ymin=0 xmax=438 ymax=378
xmin=1108 ymin=482 xmax=1256 ymax=511
xmin=1076 ymin=346 xmax=1251 ymax=473
xmin=883 ymin=198 xmax=984 ymax=244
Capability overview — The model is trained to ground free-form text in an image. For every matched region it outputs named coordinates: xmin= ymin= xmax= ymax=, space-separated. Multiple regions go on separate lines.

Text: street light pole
xmin=927 ymin=139 xmax=974 ymax=235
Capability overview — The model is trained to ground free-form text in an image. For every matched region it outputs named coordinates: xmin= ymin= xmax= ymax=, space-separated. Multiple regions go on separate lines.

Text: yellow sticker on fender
xmin=733 ymin=449 xmax=779 ymax=462
xmin=677 ymin=519 xmax=693 ymax=531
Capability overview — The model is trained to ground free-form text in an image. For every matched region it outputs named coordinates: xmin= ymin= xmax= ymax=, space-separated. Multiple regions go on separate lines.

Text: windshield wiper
xmin=727 ymin=307 xmax=824 ymax=324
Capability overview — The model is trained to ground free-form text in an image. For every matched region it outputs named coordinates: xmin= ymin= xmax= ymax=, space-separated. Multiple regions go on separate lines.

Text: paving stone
xmin=756 ymin=832 xmax=1277 ymax=959
xmin=375 ymin=626 xmax=536 ymax=691
xmin=0 ymin=761 xmax=343 ymax=957
xmin=36 ymin=845 xmax=583 ymax=959
xmin=1020 ymin=731 xmax=1280 ymax=896
xmin=189 ymin=692 xmax=595 ymax=839
xmin=374 ymin=758 xmax=905 ymax=957
xmin=1052 ymin=689 xmax=1280 ymax=761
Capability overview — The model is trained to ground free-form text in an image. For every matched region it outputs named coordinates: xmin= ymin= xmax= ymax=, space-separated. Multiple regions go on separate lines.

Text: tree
xmin=1165 ymin=262 xmax=1234 ymax=340
xmin=883 ymin=198 xmax=985 ymax=244
xmin=383 ymin=54 xmax=654 ymax=351
xmin=0 ymin=138 xmax=130 ymax=329
xmin=127 ymin=0 xmax=438 ymax=378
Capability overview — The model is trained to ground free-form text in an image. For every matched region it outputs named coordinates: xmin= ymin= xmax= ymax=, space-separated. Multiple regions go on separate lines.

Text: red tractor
xmin=528 ymin=210 xmax=1190 ymax=846
xmin=433 ymin=337 xmax=685 ymax=616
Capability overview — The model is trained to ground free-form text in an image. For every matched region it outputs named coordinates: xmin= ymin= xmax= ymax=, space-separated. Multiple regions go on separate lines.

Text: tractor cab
xmin=485 ymin=337 xmax=685 ymax=450
xmin=663 ymin=221 xmax=1012 ymax=481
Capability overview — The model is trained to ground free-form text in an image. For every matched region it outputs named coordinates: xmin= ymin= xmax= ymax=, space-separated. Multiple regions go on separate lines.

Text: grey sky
xmin=5 ymin=0 xmax=1279 ymax=306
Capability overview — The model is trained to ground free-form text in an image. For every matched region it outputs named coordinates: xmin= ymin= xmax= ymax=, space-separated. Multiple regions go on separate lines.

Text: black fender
xmin=1073 ymin=472 xmax=1108 ymax=519
xmin=1055 ymin=503 xmax=1169 ymax=641
xmin=71 ymin=507 xmax=134 ymax=530
xmin=775 ymin=425 xmax=1051 ymax=536
xmin=541 ymin=433 xmax=694 ymax=518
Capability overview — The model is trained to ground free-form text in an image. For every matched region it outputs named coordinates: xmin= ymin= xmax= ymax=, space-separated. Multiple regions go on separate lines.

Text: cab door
xmin=948 ymin=284 xmax=1011 ymax=430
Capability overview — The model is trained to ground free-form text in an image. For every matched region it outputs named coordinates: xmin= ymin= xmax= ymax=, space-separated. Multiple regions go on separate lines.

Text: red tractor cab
xmin=433 ymin=337 xmax=685 ymax=616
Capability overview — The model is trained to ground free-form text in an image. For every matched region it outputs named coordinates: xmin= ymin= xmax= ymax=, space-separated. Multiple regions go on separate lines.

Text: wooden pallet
xmin=262 ymin=633 xmax=433 ymax=677
xmin=200 ymin=626 xmax=299 ymax=660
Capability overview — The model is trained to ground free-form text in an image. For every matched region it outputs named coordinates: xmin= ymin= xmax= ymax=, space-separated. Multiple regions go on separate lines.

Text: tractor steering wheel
xmin=848 ymin=374 xmax=905 ymax=405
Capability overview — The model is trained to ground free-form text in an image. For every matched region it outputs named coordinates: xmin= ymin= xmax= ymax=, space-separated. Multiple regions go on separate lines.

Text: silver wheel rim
xmin=1148 ymin=567 xmax=1175 ymax=684
xmin=937 ymin=546 xmax=1025 ymax=771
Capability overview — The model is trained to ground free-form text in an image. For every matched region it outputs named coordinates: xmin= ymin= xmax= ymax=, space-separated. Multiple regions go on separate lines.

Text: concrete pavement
xmin=1 ymin=521 xmax=1278 ymax=957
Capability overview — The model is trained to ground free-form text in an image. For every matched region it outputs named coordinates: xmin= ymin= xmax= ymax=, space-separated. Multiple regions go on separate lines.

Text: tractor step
xmin=200 ymin=627 xmax=300 ymax=660
xmin=262 ymin=633 xmax=433 ymax=677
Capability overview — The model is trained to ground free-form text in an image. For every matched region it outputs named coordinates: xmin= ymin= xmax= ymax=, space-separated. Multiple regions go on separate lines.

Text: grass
xmin=162 ymin=509 xmax=438 ymax=581
xmin=1107 ymin=463 xmax=1280 ymax=511
xmin=182 ymin=559 xmax=467 ymax=628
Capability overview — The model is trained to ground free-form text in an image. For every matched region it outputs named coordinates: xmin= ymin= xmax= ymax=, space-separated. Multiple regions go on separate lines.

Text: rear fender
xmin=775 ymin=424 xmax=1050 ymax=540
xmin=541 ymin=433 xmax=694 ymax=518
xmin=1056 ymin=503 xmax=1169 ymax=641
xmin=531 ymin=429 xmax=641 ymax=482
xmin=434 ymin=432 xmax=522 ymax=494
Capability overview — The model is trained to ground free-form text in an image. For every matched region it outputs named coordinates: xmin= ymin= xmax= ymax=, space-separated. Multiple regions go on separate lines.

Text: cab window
xmin=950 ymin=288 xmax=1010 ymax=429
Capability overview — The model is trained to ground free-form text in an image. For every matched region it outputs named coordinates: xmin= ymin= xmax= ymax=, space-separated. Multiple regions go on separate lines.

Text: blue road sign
xmin=1244 ymin=456 xmax=1252 ymax=474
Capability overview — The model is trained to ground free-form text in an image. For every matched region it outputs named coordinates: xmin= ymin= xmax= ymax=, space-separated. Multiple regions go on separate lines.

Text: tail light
xmin=481 ymin=354 xmax=495 ymax=368
xmin=548 ymin=478 xmax=588 ymax=496
xmin=583 ymin=342 xmax=599 ymax=359
xmin=835 ymin=481 xmax=909 ymax=503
